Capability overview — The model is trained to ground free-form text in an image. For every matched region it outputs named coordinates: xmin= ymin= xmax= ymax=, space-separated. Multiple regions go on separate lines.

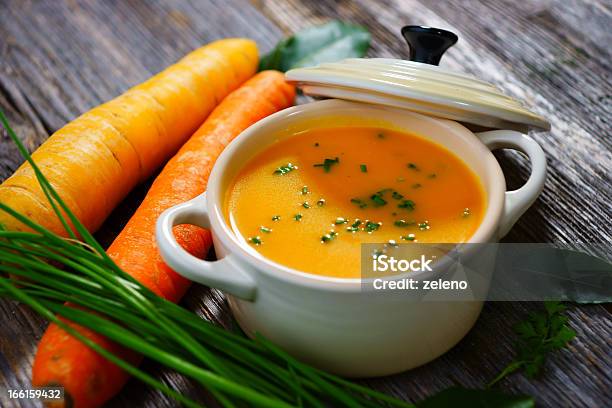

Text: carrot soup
xmin=225 ymin=126 xmax=485 ymax=278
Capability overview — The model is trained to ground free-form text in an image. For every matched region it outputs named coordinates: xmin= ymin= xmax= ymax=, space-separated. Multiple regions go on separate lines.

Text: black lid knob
xmin=401 ymin=26 xmax=458 ymax=65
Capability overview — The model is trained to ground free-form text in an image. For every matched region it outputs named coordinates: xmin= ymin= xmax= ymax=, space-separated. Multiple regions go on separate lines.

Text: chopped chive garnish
xmin=412 ymin=183 xmax=422 ymax=189
xmin=272 ymin=215 xmax=281 ymax=221
xmin=401 ymin=234 xmax=416 ymax=241
xmin=321 ymin=230 xmax=338 ymax=243
xmin=346 ymin=219 xmax=362 ymax=232
xmin=260 ymin=226 xmax=272 ymax=233
xmin=301 ymin=186 xmax=309 ymax=195
xmin=418 ymin=221 xmax=430 ymax=231
xmin=428 ymin=173 xmax=437 ymax=179
xmin=248 ymin=236 xmax=262 ymax=245
xmin=393 ymin=219 xmax=414 ymax=228
xmin=407 ymin=163 xmax=419 ymax=171
xmin=387 ymin=240 xmax=398 ymax=248
xmin=392 ymin=191 xmax=403 ymax=200
xmin=351 ymin=198 xmax=367 ymax=208
xmin=370 ymin=192 xmax=387 ymax=207
xmin=294 ymin=214 xmax=303 ymax=221
xmin=335 ymin=217 xmax=348 ymax=225
xmin=398 ymin=199 xmax=415 ymax=211
xmin=313 ymin=157 xmax=340 ymax=173
xmin=302 ymin=202 xmax=311 ymax=209
xmin=317 ymin=198 xmax=326 ymax=207
xmin=273 ymin=162 xmax=297 ymax=175
xmin=365 ymin=221 xmax=381 ymax=233
xmin=360 ymin=164 xmax=367 ymax=173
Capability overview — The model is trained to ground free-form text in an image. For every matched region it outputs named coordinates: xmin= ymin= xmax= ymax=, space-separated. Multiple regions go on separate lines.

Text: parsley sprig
xmin=488 ymin=301 xmax=576 ymax=387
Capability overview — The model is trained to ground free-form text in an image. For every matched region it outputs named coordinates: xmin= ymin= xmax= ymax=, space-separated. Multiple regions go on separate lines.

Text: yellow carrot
xmin=0 ymin=39 xmax=258 ymax=235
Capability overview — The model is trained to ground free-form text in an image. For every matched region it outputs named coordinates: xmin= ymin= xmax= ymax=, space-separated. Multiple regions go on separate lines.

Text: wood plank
xmin=0 ymin=0 xmax=283 ymax=168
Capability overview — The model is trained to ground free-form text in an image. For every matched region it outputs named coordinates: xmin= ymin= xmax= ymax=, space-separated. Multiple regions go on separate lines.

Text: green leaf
xmin=259 ymin=20 xmax=371 ymax=72
xmin=418 ymin=387 xmax=534 ymax=408
xmin=488 ymin=301 xmax=576 ymax=387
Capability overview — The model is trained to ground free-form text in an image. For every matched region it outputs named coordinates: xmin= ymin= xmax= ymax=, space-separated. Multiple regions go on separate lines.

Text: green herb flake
xmin=407 ymin=163 xmax=419 ymax=171
xmin=360 ymin=164 xmax=368 ymax=173
xmin=346 ymin=219 xmax=362 ymax=232
xmin=412 ymin=183 xmax=422 ymax=189
xmin=334 ymin=217 xmax=348 ymax=225
xmin=260 ymin=226 xmax=272 ymax=234
xmin=317 ymin=198 xmax=326 ymax=207
xmin=248 ymin=236 xmax=263 ymax=245
xmin=428 ymin=173 xmax=437 ymax=179
xmin=320 ymin=230 xmax=338 ymax=243
xmin=313 ymin=157 xmax=340 ymax=173
xmin=301 ymin=186 xmax=309 ymax=195
xmin=302 ymin=202 xmax=311 ymax=209
xmin=401 ymin=234 xmax=416 ymax=241
xmin=271 ymin=215 xmax=281 ymax=221
xmin=364 ymin=221 xmax=381 ymax=233
xmin=394 ymin=219 xmax=414 ymax=228
xmin=350 ymin=198 xmax=367 ymax=208
xmin=387 ymin=240 xmax=399 ymax=248
xmin=369 ymin=192 xmax=387 ymax=207
xmin=273 ymin=162 xmax=298 ymax=175
xmin=398 ymin=199 xmax=416 ymax=211
xmin=391 ymin=191 xmax=403 ymax=200
xmin=293 ymin=214 xmax=303 ymax=221
xmin=418 ymin=221 xmax=430 ymax=231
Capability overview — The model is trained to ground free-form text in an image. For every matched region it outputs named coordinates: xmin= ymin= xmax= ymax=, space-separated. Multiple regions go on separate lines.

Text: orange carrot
xmin=32 ymin=71 xmax=296 ymax=408
xmin=0 ymin=39 xmax=258 ymax=237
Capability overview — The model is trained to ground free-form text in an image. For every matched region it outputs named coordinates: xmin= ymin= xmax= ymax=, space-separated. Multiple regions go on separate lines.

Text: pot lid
xmin=285 ymin=26 xmax=550 ymax=132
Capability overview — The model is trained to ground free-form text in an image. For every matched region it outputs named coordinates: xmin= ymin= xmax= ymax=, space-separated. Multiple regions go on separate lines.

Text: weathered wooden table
xmin=1 ymin=1 xmax=610 ymax=407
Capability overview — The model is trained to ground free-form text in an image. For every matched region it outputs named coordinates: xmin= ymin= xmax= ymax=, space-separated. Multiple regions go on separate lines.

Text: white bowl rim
xmin=206 ymin=100 xmax=505 ymax=291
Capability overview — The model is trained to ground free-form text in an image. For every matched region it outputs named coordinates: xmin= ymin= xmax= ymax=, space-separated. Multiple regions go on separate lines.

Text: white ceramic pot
xmin=156 ymin=99 xmax=546 ymax=377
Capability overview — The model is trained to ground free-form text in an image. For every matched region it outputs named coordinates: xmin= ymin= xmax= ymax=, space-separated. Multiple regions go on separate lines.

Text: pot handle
xmin=156 ymin=192 xmax=257 ymax=300
xmin=476 ymin=130 xmax=547 ymax=238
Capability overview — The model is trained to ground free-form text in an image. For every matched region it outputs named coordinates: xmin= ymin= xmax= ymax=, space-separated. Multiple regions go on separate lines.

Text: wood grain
xmin=0 ymin=0 xmax=610 ymax=407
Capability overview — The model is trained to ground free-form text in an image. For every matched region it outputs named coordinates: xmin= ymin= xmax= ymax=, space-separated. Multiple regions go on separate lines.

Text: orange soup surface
xmin=225 ymin=126 xmax=485 ymax=278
